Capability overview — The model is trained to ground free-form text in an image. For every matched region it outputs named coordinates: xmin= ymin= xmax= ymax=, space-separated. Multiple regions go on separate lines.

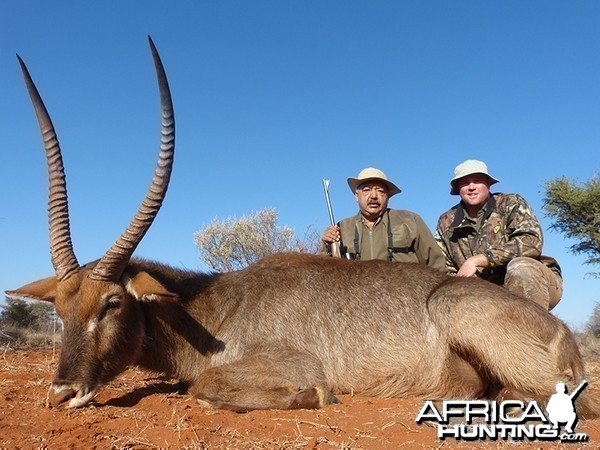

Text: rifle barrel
xmin=322 ymin=179 xmax=336 ymax=226
xmin=322 ymin=178 xmax=341 ymax=258
xmin=569 ymin=380 xmax=588 ymax=400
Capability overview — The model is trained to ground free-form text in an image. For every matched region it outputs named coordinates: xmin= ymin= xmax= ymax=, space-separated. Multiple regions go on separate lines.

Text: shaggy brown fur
xmin=9 ymin=254 xmax=598 ymax=417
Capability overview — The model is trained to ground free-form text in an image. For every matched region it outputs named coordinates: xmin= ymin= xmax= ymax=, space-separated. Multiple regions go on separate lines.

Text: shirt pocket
xmin=390 ymin=223 xmax=415 ymax=254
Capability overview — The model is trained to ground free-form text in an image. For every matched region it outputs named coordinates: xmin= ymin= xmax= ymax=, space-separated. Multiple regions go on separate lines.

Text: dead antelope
xmin=8 ymin=39 xmax=598 ymax=417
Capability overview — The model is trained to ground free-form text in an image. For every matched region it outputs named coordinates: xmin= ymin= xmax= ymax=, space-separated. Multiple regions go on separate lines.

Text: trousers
xmin=504 ymin=257 xmax=563 ymax=311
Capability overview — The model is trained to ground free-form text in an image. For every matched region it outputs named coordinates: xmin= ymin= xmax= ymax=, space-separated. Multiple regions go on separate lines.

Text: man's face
xmin=457 ymin=174 xmax=491 ymax=210
xmin=355 ymin=181 xmax=389 ymax=220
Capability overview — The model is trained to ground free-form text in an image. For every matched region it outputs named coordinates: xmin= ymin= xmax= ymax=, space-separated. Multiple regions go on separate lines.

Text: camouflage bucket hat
xmin=450 ymin=160 xmax=500 ymax=195
xmin=347 ymin=167 xmax=401 ymax=197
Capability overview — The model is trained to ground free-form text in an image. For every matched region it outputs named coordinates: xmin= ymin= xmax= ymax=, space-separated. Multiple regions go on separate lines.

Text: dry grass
xmin=0 ymin=324 xmax=60 ymax=348
xmin=576 ymin=331 xmax=600 ymax=362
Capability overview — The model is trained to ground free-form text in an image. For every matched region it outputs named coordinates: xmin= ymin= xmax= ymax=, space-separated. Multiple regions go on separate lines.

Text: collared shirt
xmin=435 ymin=192 xmax=559 ymax=284
xmin=323 ymin=209 xmax=446 ymax=271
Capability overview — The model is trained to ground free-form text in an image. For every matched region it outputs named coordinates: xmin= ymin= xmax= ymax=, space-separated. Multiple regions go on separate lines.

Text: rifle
xmin=569 ymin=380 xmax=588 ymax=400
xmin=322 ymin=179 xmax=342 ymax=258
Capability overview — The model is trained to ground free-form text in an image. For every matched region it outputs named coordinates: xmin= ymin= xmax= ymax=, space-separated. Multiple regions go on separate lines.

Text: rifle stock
xmin=330 ymin=241 xmax=342 ymax=258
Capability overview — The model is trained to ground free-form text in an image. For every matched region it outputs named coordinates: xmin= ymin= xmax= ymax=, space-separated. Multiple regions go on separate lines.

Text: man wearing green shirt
xmin=321 ymin=167 xmax=445 ymax=271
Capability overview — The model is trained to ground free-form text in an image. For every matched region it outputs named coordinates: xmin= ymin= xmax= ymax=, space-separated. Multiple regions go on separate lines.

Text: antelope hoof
xmin=48 ymin=386 xmax=76 ymax=408
xmin=291 ymin=385 xmax=340 ymax=409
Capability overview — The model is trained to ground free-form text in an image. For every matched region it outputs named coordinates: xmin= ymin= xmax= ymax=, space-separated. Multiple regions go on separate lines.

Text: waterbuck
xmin=7 ymin=38 xmax=597 ymax=416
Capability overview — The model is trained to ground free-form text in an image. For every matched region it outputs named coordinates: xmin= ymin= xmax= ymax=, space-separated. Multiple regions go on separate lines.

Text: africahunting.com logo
xmin=415 ymin=381 xmax=589 ymax=443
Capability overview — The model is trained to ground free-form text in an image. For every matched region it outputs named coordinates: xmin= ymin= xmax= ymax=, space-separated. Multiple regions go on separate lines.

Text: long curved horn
xmin=90 ymin=36 xmax=175 ymax=281
xmin=17 ymin=55 xmax=80 ymax=281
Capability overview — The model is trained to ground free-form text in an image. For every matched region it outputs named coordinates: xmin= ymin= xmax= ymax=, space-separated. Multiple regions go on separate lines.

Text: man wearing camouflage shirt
xmin=436 ymin=160 xmax=562 ymax=310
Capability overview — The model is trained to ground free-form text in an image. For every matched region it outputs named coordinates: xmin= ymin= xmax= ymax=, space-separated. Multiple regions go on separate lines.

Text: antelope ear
xmin=5 ymin=276 xmax=57 ymax=303
xmin=124 ymin=271 xmax=179 ymax=303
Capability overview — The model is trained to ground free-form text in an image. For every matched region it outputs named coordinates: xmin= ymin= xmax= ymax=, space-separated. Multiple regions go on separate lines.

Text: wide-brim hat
xmin=450 ymin=159 xmax=500 ymax=195
xmin=347 ymin=167 xmax=401 ymax=197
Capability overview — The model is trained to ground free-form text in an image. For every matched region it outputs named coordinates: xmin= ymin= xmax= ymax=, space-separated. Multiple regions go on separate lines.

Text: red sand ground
xmin=1 ymin=348 xmax=598 ymax=449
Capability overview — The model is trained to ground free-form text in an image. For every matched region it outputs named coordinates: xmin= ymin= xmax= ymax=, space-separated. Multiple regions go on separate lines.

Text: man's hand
xmin=322 ymin=225 xmax=341 ymax=244
xmin=457 ymin=254 xmax=489 ymax=277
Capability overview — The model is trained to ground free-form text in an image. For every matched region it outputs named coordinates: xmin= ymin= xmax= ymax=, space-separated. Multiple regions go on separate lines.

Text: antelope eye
xmin=106 ymin=296 xmax=121 ymax=309
xmin=99 ymin=296 xmax=122 ymax=321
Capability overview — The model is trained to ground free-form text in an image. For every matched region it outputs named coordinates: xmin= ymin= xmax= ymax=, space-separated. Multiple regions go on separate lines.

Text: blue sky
xmin=1 ymin=1 xmax=598 ymax=329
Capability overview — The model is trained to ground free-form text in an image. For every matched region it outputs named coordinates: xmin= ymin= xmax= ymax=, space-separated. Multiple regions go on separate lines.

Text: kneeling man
xmin=436 ymin=160 xmax=562 ymax=310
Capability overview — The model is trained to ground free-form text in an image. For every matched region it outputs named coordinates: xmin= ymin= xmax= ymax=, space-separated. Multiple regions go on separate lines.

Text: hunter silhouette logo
xmin=546 ymin=381 xmax=587 ymax=434
xmin=416 ymin=380 xmax=589 ymax=442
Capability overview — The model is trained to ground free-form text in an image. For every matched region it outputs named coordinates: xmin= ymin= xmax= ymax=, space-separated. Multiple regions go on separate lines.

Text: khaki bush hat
xmin=347 ymin=167 xmax=401 ymax=197
xmin=450 ymin=159 xmax=499 ymax=195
